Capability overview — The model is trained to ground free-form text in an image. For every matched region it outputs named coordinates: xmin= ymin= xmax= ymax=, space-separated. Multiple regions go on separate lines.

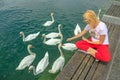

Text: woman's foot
xmin=87 ymin=47 xmax=97 ymax=57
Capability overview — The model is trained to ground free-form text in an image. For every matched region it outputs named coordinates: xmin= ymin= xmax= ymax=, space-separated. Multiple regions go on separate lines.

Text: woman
xmin=67 ymin=10 xmax=111 ymax=62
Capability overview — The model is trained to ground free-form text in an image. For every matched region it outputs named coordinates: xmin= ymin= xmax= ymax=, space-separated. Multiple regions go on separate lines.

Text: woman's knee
xmin=102 ymin=56 xmax=111 ymax=62
xmin=95 ymin=53 xmax=111 ymax=62
xmin=75 ymin=41 xmax=83 ymax=48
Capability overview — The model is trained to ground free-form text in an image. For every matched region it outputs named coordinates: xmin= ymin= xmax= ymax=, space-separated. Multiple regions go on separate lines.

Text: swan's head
xmin=58 ymin=43 xmax=62 ymax=47
xmin=42 ymin=34 xmax=46 ymax=38
xmin=20 ymin=31 xmax=24 ymax=37
xmin=51 ymin=12 xmax=54 ymax=16
xmin=99 ymin=9 xmax=101 ymax=13
xmin=58 ymin=24 xmax=61 ymax=28
xmin=28 ymin=44 xmax=34 ymax=48
xmin=58 ymin=33 xmax=62 ymax=37
xmin=28 ymin=65 xmax=34 ymax=72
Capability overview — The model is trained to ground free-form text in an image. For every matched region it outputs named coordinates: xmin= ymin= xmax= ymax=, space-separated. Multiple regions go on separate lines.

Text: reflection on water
xmin=0 ymin=0 xmax=113 ymax=80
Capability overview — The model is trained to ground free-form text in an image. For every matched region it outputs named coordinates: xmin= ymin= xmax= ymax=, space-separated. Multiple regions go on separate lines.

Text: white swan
xmin=28 ymin=52 xmax=49 ymax=75
xmin=45 ymin=24 xmax=62 ymax=38
xmin=16 ymin=44 xmax=36 ymax=70
xmin=74 ymin=24 xmax=81 ymax=35
xmin=62 ymin=43 xmax=77 ymax=51
xmin=43 ymin=13 xmax=55 ymax=27
xmin=97 ymin=8 xmax=101 ymax=20
xmin=49 ymin=43 xmax=65 ymax=74
xmin=42 ymin=34 xmax=62 ymax=45
xmin=20 ymin=31 xmax=40 ymax=42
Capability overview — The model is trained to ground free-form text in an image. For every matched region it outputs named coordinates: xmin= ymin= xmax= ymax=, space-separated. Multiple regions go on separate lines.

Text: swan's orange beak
xmin=31 ymin=45 xmax=34 ymax=48
xmin=62 ymin=44 xmax=65 ymax=46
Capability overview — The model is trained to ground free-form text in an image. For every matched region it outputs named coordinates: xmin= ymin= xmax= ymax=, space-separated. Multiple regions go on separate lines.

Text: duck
xmin=49 ymin=43 xmax=65 ymax=74
xmin=45 ymin=24 xmax=62 ymax=38
xmin=74 ymin=24 xmax=81 ymax=35
xmin=28 ymin=52 xmax=49 ymax=75
xmin=43 ymin=13 xmax=54 ymax=27
xmin=62 ymin=43 xmax=77 ymax=51
xmin=16 ymin=44 xmax=36 ymax=70
xmin=97 ymin=8 xmax=101 ymax=20
xmin=20 ymin=31 xmax=40 ymax=42
xmin=42 ymin=34 xmax=62 ymax=45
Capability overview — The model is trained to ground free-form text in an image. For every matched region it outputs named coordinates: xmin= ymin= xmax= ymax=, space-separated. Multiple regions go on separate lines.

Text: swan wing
xmin=45 ymin=38 xmax=60 ymax=45
xmin=74 ymin=24 xmax=81 ymax=35
xmin=16 ymin=55 xmax=36 ymax=70
xmin=62 ymin=43 xmax=77 ymax=51
xmin=46 ymin=32 xmax=59 ymax=38
xmin=36 ymin=52 xmax=49 ymax=74
xmin=43 ymin=21 xmax=53 ymax=26
xmin=25 ymin=32 xmax=40 ymax=41
xmin=49 ymin=56 xmax=65 ymax=73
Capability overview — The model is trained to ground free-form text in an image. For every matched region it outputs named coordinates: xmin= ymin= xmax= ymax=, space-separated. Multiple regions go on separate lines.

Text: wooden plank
xmin=106 ymin=5 xmax=120 ymax=17
xmin=105 ymin=4 xmax=114 ymax=15
xmin=102 ymin=15 xmax=120 ymax=25
xmin=85 ymin=61 xmax=99 ymax=80
xmin=106 ymin=37 xmax=120 ymax=80
xmin=109 ymin=25 xmax=120 ymax=55
xmin=113 ymin=1 xmax=120 ymax=6
xmin=71 ymin=55 xmax=91 ymax=80
xmin=92 ymin=62 xmax=108 ymax=80
xmin=56 ymin=51 xmax=86 ymax=80
xmin=78 ymin=56 xmax=94 ymax=80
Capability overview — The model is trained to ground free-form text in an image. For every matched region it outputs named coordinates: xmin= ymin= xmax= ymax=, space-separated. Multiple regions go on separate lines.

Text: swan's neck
xmin=31 ymin=66 xmax=37 ymax=75
xmin=43 ymin=36 xmax=46 ymax=44
xmin=27 ymin=46 xmax=34 ymax=55
xmin=51 ymin=15 xmax=54 ymax=22
xmin=97 ymin=9 xmax=101 ymax=19
xmin=60 ymin=34 xmax=63 ymax=43
xmin=58 ymin=44 xmax=64 ymax=57
xmin=58 ymin=26 xmax=61 ymax=34
xmin=22 ymin=33 xmax=25 ymax=42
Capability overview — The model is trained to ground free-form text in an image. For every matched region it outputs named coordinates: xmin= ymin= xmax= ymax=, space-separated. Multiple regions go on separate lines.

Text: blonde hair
xmin=83 ymin=10 xmax=99 ymax=28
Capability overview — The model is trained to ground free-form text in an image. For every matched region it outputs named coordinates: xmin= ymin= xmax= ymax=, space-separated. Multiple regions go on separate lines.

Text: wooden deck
xmin=56 ymin=1 xmax=120 ymax=80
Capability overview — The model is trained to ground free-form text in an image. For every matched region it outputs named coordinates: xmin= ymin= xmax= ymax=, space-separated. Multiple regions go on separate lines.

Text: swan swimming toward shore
xmin=20 ymin=31 xmax=40 ymax=42
xmin=49 ymin=43 xmax=65 ymax=74
xmin=45 ymin=24 xmax=62 ymax=38
xmin=62 ymin=43 xmax=77 ymax=51
xmin=28 ymin=52 xmax=49 ymax=75
xmin=42 ymin=34 xmax=61 ymax=45
xmin=43 ymin=13 xmax=54 ymax=27
xmin=16 ymin=44 xmax=36 ymax=70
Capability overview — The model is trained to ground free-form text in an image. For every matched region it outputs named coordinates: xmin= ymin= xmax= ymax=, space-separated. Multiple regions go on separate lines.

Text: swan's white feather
xmin=44 ymin=38 xmax=61 ymax=45
xmin=62 ymin=43 xmax=77 ymax=51
xmin=36 ymin=52 xmax=49 ymax=73
xmin=74 ymin=24 xmax=81 ymax=35
xmin=25 ymin=32 xmax=40 ymax=41
xmin=16 ymin=54 xmax=36 ymax=70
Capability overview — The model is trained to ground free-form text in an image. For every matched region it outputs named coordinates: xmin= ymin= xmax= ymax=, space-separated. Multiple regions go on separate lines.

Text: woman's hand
xmin=66 ymin=38 xmax=73 ymax=42
xmin=82 ymin=37 xmax=91 ymax=43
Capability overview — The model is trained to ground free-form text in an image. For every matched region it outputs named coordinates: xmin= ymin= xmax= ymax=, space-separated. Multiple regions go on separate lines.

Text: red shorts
xmin=76 ymin=39 xmax=111 ymax=62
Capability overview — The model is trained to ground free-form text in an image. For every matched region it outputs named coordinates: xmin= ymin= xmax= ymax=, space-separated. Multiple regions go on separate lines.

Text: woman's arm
xmin=66 ymin=29 xmax=88 ymax=41
xmin=82 ymin=35 xmax=105 ymax=44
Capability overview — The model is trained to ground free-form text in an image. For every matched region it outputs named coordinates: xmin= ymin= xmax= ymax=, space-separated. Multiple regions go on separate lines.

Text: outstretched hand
xmin=66 ymin=38 xmax=72 ymax=42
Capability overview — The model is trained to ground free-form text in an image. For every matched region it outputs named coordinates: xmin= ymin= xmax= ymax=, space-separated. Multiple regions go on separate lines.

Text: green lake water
xmin=0 ymin=0 xmax=113 ymax=80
